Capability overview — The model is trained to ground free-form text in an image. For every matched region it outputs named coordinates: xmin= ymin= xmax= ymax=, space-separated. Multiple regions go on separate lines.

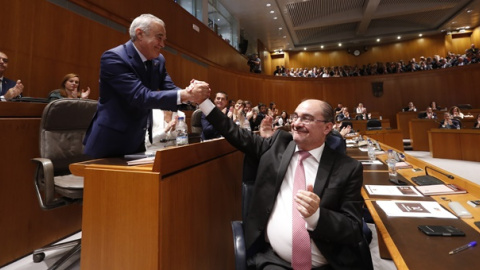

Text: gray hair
xmin=129 ymin=14 xmax=165 ymax=41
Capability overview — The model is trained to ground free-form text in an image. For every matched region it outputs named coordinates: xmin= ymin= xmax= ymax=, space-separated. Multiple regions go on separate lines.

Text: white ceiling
xmin=219 ymin=0 xmax=480 ymax=52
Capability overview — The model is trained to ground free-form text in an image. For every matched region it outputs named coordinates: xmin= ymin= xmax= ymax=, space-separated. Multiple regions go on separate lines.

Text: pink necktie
xmin=292 ymin=151 xmax=311 ymax=270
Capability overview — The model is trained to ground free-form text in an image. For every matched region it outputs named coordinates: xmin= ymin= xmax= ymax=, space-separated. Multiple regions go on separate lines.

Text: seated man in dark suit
xmin=418 ymin=106 xmax=437 ymax=119
xmin=439 ymin=112 xmax=460 ymax=129
xmin=198 ymin=98 xmax=373 ymax=270
xmin=201 ymin=91 xmax=228 ymax=140
xmin=0 ymin=51 xmax=24 ymax=101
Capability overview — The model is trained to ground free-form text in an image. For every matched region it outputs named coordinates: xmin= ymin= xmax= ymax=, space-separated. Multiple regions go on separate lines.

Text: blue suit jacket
xmin=1 ymin=77 xmax=16 ymax=96
xmin=83 ymin=40 xmax=180 ymax=158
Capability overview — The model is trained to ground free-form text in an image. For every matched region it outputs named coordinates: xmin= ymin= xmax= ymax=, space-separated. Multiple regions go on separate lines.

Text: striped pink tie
xmin=292 ymin=151 xmax=311 ymax=270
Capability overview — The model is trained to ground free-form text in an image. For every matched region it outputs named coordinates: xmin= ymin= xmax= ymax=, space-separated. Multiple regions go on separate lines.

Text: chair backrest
xmin=190 ymin=109 xmax=203 ymax=135
xmin=340 ymin=120 xmax=353 ymax=130
xmin=40 ymin=98 xmax=97 ymax=175
xmin=366 ymin=119 xmax=382 ymax=130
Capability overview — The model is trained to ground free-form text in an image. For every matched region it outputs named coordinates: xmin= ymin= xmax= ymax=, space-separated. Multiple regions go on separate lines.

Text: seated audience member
xmin=0 ymin=51 xmax=24 ymax=101
xmin=276 ymin=110 xmax=290 ymax=127
xmin=145 ymin=109 xmax=184 ymax=149
xmin=228 ymin=99 xmax=250 ymax=130
xmin=48 ymin=73 xmax=91 ymax=101
xmin=403 ymin=101 xmax=417 ymax=112
xmin=249 ymin=102 xmax=267 ymax=131
xmin=430 ymin=101 xmax=445 ymax=111
xmin=474 ymin=114 xmax=480 ymax=129
xmin=449 ymin=106 xmax=464 ymax=119
xmin=201 ymin=91 xmax=228 ymax=140
xmin=439 ymin=112 xmax=460 ymax=129
xmin=334 ymin=103 xmax=343 ymax=115
xmin=336 ymin=107 xmax=351 ymax=121
xmin=355 ymin=102 xmax=366 ymax=114
xmin=419 ymin=106 xmax=437 ymax=119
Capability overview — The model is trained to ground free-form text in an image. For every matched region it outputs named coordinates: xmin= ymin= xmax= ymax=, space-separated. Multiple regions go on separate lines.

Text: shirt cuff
xmin=176 ymin=91 xmax=181 ymax=105
xmin=0 ymin=95 xmax=6 ymax=102
xmin=306 ymin=208 xmax=320 ymax=231
xmin=198 ymin=99 xmax=215 ymax=116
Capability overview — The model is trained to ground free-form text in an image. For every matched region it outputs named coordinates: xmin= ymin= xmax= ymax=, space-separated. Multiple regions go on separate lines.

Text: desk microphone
xmin=425 ymin=166 xmax=454 ymax=180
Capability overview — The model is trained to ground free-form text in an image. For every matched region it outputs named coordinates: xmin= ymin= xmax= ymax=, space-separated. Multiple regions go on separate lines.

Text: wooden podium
xmin=71 ymin=139 xmax=243 ymax=270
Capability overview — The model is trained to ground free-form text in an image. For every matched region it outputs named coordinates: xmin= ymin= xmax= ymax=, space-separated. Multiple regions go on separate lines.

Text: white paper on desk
xmin=366 ymin=185 xmax=423 ymax=197
xmin=126 ymin=156 xmax=155 ymax=166
xmin=358 ymin=147 xmax=384 ymax=154
xmin=360 ymin=160 xmax=383 ymax=165
xmin=376 ymin=200 xmax=457 ymax=219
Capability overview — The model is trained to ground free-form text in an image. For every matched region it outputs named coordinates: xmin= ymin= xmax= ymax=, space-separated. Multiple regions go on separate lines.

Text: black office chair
xmin=31 ymin=98 xmax=97 ymax=269
xmin=366 ymin=119 xmax=382 ymax=130
xmin=190 ymin=108 xmax=203 ymax=135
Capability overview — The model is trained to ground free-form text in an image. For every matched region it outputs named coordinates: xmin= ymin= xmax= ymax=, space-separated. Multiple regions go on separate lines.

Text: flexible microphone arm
xmin=425 ymin=166 xmax=454 ymax=180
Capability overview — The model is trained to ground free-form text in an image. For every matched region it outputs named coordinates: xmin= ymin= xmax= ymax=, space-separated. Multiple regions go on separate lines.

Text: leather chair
xmin=366 ymin=119 xmax=382 ymax=130
xmin=31 ymin=98 xmax=97 ymax=269
xmin=190 ymin=108 xmax=203 ymax=135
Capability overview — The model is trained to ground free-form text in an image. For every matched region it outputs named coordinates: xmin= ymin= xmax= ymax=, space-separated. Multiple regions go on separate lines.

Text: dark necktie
xmin=292 ymin=150 xmax=312 ymax=270
xmin=145 ymin=60 xmax=153 ymax=89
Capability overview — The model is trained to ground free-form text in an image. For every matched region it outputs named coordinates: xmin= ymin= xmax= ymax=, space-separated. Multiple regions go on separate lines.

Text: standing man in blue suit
xmin=0 ymin=51 xmax=24 ymax=101
xmin=83 ymin=14 xmax=211 ymax=158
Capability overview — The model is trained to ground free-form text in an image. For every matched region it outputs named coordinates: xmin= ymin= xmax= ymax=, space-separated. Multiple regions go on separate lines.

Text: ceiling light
xmin=304 ymin=47 xmax=307 ymax=50
xmin=376 ymin=38 xmax=380 ymax=42
xmin=270 ymin=10 xmax=274 ymax=14
xmin=279 ymin=27 xmax=283 ymax=30
xmin=338 ymin=43 xmax=342 ymax=47
xmin=283 ymin=36 xmax=286 ymax=38
xmin=467 ymin=9 xmax=473 ymax=13
xmin=419 ymin=34 xmax=423 ymax=37
xmin=273 ymin=17 xmax=277 ymax=20
xmin=320 ymin=45 xmax=324 ymax=49
xmin=397 ymin=36 xmax=401 ymax=39
xmin=266 ymin=3 xmax=271 ymax=7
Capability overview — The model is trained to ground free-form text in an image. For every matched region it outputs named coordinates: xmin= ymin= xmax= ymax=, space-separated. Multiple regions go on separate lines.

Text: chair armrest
xmin=231 ymin=221 xmax=247 ymax=270
xmin=31 ymin=157 xmax=66 ymax=209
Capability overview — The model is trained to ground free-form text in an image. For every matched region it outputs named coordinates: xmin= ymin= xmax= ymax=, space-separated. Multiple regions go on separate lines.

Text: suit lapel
xmin=313 ymin=146 xmax=335 ymax=198
xmin=124 ymin=41 xmax=150 ymax=86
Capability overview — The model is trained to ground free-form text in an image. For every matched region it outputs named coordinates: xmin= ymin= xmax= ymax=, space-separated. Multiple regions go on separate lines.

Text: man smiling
xmin=198 ymin=98 xmax=373 ymax=269
xmin=83 ymin=14 xmax=211 ymax=158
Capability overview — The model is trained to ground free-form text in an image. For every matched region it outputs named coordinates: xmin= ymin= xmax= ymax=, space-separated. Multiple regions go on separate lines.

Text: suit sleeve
xmin=100 ymin=50 xmax=179 ymax=111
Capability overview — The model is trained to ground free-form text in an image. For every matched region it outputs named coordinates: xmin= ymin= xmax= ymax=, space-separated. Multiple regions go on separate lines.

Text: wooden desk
xmin=396 ymin=111 xmax=419 ymax=139
xmin=364 ymin=129 xmax=404 ymax=151
xmin=428 ymin=128 xmax=480 ymax=161
xmin=75 ymin=139 xmax=243 ymax=270
xmin=409 ymin=119 xmax=439 ymax=151
xmin=0 ymin=102 xmax=82 ymax=267
xmin=349 ymin=141 xmax=480 ymax=269
xmin=343 ymin=118 xmax=390 ymax=134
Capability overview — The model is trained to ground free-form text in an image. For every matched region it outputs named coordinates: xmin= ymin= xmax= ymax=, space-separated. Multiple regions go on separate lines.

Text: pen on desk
xmin=449 ymin=241 xmax=477 ymax=255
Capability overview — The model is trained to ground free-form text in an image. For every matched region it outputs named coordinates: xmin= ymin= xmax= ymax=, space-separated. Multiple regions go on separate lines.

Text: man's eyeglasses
xmin=291 ymin=114 xmax=330 ymax=124
xmin=0 ymin=58 xmax=8 ymax=63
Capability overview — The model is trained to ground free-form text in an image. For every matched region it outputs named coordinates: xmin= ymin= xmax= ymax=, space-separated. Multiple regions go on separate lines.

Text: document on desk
xmin=358 ymin=147 xmax=385 ymax=154
xmin=360 ymin=160 xmax=383 ymax=165
xmin=376 ymin=200 xmax=457 ymax=219
xmin=126 ymin=156 xmax=155 ymax=166
xmin=365 ymin=185 xmax=423 ymax=197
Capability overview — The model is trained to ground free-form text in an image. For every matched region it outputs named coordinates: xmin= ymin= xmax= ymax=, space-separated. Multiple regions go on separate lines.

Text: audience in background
xmin=0 ymin=51 xmax=24 ymax=101
xmin=201 ymin=91 xmax=228 ymax=140
xmin=269 ymin=44 xmax=480 ymax=79
xmin=403 ymin=101 xmax=417 ymax=112
xmin=419 ymin=106 xmax=437 ymax=119
xmin=439 ymin=112 xmax=461 ymax=129
xmin=145 ymin=109 xmax=184 ymax=149
xmin=474 ymin=114 xmax=480 ymax=129
xmin=430 ymin=101 xmax=445 ymax=111
xmin=449 ymin=106 xmax=464 ymax=119
xmin=48 ymin=73 xmax=90 ymax=101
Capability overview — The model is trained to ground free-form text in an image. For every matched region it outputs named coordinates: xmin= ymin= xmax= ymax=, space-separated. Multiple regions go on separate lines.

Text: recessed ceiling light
xmin=279 ymin=27 xmax=283 ymax=30
xmin=320 ymin=45 xmax=324 ymax=49
xmin=273 ymin=17 xmax=277 ymax=20
xmin=419 ymin=33 xmax=423 ymax=37
xmin=376 ymin=38 xmax=380 ymax=42
xmin=397 ymin=36 xmax=401 ymax=39
xmin=338 ymin=43 xmax=342 ymax=47
xmin=283 ymin=36 xmax=286 ymax=38
xmin=266 ymin=3 xmax=271 ymax=7
xmin=304 ymin=47 xmax=307 ymax=50
xmin=270 ymin=10 xmax=274 ymax=14
xmin=467 ymin=9 xmax=473 ymax=13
